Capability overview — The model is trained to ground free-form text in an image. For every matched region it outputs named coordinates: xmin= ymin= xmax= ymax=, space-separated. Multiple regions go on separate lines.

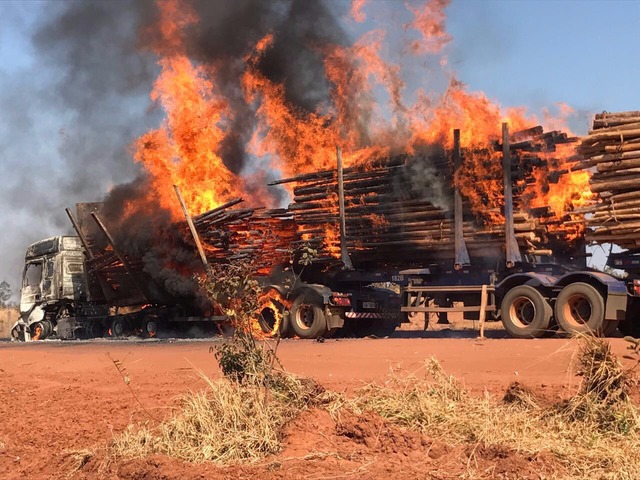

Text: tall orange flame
xmin=131 ymin=0 xmax=590 ymax=235
xmin=133 ymin=0 xmax=239 ymax=217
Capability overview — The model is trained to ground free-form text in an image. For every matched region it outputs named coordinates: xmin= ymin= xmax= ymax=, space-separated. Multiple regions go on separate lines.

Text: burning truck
xmin=12 ymin=114 xmax=640 ymax=341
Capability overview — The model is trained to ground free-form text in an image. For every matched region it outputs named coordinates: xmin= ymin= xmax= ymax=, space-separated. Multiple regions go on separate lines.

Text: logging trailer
xmin=11 ymin=122 xmax=640 ymax=340
xmin=263 ymin=123 xmax=640 ymax=340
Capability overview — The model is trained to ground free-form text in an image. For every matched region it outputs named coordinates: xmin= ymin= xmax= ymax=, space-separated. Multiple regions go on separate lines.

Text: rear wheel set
xmin=501 ymin=283 xmax=617 ymax=338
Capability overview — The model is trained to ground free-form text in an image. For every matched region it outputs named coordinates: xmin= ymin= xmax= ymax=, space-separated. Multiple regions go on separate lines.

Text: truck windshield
xmin=24 ymin=262 xmax=43 ymax=287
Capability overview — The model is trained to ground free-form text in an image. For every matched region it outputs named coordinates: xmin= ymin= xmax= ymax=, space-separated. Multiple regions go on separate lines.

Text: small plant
xmin=108 ymin=260 xmax=324 ymax=466
xmin=107 ymin=353 xmax=158 ymax=422
xmin=199 ymin=260 xmax=281 ymax=384
xmin=296 ymin=242 xmax=318 ymax=267
xmin=199 ymin=260 xmax=324 ymax=404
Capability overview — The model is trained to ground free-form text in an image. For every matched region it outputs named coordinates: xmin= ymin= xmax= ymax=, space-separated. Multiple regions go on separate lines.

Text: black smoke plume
xmin=13 ymin=0 xmax=351 ymax=303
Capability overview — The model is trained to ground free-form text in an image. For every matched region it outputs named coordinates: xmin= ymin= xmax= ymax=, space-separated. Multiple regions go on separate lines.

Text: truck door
xmin=20 ymin=260 xmax=44 ymax=314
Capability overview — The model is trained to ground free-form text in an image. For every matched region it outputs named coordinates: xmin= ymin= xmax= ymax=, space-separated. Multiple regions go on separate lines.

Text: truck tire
xmin=88 ymin=321 xmax=105 ymax=339
xmin=110 ymin=316 xmax=129 ymax=337
xmin=500 ymin=285 xmax=552 ymax=338
xmin=143 ymin=316 xmax=159 ymax=338
xmin=290 ymin=295 xmax=327 ymax=339
xmin=555 ymin=282 xmax=605 ymax=336
xmin=41 ymin=320 xmax=53 ymax=339
xmin=30 ymin=322 xmax=44 ymax=340
xmin=10 ymin=324 xmax=21 ymax=341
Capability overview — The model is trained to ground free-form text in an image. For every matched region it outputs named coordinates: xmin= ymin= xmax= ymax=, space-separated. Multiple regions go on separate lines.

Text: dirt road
xmin=0 ymin=334 xmax=633 ymax=479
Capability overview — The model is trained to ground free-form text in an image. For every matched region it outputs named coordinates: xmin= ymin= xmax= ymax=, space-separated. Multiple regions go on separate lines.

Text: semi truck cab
xmin=12 ymin=236 xmax=86 ymax=340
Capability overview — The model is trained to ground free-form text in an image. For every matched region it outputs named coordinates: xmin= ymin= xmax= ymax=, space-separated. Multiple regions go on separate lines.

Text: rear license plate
xmin=362 ymin=301 xmax=376 ymax=309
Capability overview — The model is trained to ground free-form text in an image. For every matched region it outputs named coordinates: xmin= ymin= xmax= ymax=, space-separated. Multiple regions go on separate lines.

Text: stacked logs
xmin=273 ymin=126 xmax=582 ymax=268
xmin=193 ymin=199 xmax=297 ymax=272
xmin=574 ymin=111 xmax=640 ymax=249
xmin=72 ymin=197 xmax=297 ymax=306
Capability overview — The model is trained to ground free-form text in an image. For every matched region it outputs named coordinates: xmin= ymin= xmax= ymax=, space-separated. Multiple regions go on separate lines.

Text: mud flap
xmin=327 ymin=312 xmax=345 ymax=330
xmin=606 ymin=293 xmax=627 ymax=322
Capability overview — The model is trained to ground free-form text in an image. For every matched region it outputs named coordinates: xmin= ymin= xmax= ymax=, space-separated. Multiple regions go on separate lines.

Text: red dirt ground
xmin=0 ymin=334 xmax=634 ymax=479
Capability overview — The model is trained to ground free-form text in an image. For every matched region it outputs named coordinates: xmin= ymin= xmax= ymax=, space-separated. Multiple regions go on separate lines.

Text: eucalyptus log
xmin=588 ymin=121 xmax=640 ymax=135
xmin=596 ymin=156 xmax=640 ymax=173
xmin=581 ymin=128 xmax=640 ymax=145
xmin=590 ymin=176 xmax=640 ymax=193
xmin=595 ymin=110 xmax=640 ymax=120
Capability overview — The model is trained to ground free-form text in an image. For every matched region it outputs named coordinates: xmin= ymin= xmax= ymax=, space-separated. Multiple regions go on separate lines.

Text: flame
xmin=129 ymin=0 xmax=590 ymax=253
xmin=368 ymin=213 xmax=389 ymax=230
xmin=242 ymin=33 xmax=395 ymax=177
xmin=133 ymin=0 xmax=241 ymax=217
xmin=323 ymin=222 xmax=342 ymax=259
xmin=527 ymin=144 xmax=593 ymax=241
xmin=404 ymin=0 xmax=452 ymax=57
xmin=530 ymin=166 xmax=592 ymax=216
xmin=350 ymin=0 xmax=368 ymax=23
xmin=32 ymin=325 xmax=42 ymax=341
xmin=254 ymin=289 xmax=291 ymax=339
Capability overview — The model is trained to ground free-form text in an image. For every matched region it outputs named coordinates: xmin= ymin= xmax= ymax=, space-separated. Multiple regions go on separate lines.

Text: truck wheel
xmin=257 ymin=307 xmax=278 ymax=334
xmin=290 ymin=296 xmax=327 ymax=339
xmin=143 ymin=317 xmax=159 ymax=338
xmin=555 ymin=282 xmax=605 ymax=336
xmin=110 ymin=316 xmax=128 ymax=337
xmin=257 ymin=288 xmax=290 ymax=338
xmin=11 ymin=324 xmax=21 ymax=341
xmin=88 ymin=321 xmax=105 ymax=338
xmin=500 ymin=285 xmax=552 ymax=338
xmin=31 ymin=321 xmax=50 ymax=340
xmin=41 ymin=320 xmax=53 ymax=339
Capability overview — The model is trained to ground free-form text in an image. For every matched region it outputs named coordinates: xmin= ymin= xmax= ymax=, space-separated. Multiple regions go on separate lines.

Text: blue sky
xmin=447 ymin=0 xmax=640 ymax=123
xmin=0 ymin=0 xmax=638 ymax=291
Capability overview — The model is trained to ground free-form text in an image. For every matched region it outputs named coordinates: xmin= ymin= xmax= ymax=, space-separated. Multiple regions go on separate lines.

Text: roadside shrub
xmin=108 ymin=260 xmax=325 ymax=465
xmin=341 ymin=342 xmax=640 ymax=479
xmin=558 ymin=335 xmax=638 ymax=433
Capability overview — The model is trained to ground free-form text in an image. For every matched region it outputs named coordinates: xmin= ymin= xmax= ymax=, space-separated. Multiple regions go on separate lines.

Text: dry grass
xmin=62 ymin=449 xmax=93 ymax=478
xmin=502 ymin=381 xmax=540 ymax=409
xmin=341 ymin=338 xmax=640 ymax=479
xmin=559 ymin=335 xmax=637 ymax=433
xmin=106 ymin=336 xmax=640 ymax=479
xmin=109 ymin=371 xmax=325 ymax=465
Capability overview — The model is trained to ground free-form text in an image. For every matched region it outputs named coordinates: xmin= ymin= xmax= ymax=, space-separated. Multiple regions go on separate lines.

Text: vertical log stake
xmin=65 ymin=207 xmax=95 ymax=260
xmin=336 ymin=146 xmax=354 ymax=270
xmin=502 ymin=123 xmax=522 ymax=267
xmin=173 ymin=185 xmax=211 ymax=275
xmin=478 ymin=284 xmax=488 ymax=339
xmin=453 ymin=129 xmax=470 ymax=268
